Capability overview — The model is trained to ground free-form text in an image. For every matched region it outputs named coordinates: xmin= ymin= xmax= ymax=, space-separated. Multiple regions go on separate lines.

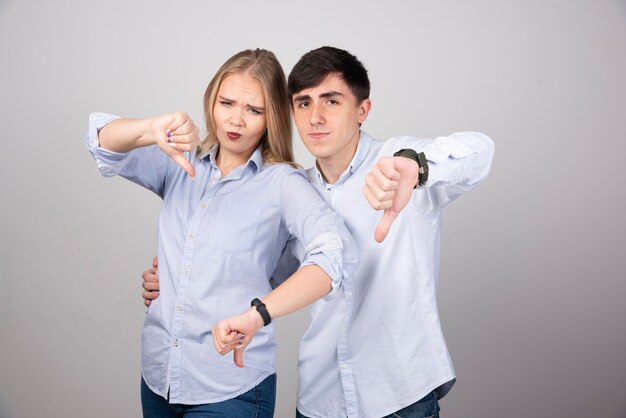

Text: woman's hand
xmin=212 ymin=308 xmax=264 ymax=368
xmin=150 ymin=112 xmax=200 ymax=177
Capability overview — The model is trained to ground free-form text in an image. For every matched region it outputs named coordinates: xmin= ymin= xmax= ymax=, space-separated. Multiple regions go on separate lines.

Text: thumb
xmin=233 ymin=345 xmax=245 ymax=368
xmin=169 ymin=151 xmax=196 ymax=178
xmin=374 ymin=209 xmax=399 ymax=243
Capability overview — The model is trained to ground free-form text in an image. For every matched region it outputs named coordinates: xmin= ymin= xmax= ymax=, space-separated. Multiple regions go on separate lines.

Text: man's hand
xmin=142 ymin=256 xmax=160 ymax=307
xmin=363 ymin=156 xmax=420 ymax=243
xmin=212 ymin=308 xmax=265 ymax=368
xmin=150 ymin=112 xmax=200 ymax=178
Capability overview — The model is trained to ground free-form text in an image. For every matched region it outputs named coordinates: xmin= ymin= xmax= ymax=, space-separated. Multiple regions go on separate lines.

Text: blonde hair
xmin=198 ymin=49 xmax=295 ymax=167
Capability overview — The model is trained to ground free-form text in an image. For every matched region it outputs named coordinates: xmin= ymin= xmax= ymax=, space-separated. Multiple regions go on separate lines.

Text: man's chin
xmin=303 ymin=144 xmax=330 ymax=159
xmin=308 ymin=151 xmax=332 ymax=161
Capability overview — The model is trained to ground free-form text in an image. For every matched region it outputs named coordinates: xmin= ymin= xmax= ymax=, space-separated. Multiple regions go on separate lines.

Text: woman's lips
xmin=227 ymin=132 xmax=241 ymax=140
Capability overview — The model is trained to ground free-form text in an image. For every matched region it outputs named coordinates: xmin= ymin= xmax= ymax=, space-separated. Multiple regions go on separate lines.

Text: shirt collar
xmin=313 ymin=130 xmax=375 ymax=189
xmin=199 ymin=143 xmax=263 ymax=174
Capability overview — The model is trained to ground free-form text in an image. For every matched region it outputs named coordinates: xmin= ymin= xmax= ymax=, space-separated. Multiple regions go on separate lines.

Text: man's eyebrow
xmin=319 ymin=91 xmax=343 ymax=99
xmin=293 ymin=91 xmax=344 ymax=102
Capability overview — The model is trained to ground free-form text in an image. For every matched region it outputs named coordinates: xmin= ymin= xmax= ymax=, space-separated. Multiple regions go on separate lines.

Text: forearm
xmin=98 ymin=117 xmax=155 ymax=152
xmin=212 ymin=264 xmax=333 ymax=367
xmin=261 ymin=264 xmax=332 ymax=320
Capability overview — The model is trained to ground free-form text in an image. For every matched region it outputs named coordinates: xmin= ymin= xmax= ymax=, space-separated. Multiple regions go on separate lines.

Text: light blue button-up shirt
xmin=280 ymin=131 xmax=495 ymax=418
xmin=86 ymin=113 xmax=358 ymax=405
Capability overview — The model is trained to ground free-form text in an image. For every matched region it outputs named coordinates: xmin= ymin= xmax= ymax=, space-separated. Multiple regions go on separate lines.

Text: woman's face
xmin=213 ymin=72 xmax=267 ymax=166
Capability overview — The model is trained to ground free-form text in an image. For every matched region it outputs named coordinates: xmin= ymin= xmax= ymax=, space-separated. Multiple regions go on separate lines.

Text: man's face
xmin=291 ymin=74 xmax=371 ymax=168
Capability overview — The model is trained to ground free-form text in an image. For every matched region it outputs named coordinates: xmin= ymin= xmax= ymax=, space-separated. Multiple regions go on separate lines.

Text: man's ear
xmin=358 ymin=98 xmax=372 ymax=124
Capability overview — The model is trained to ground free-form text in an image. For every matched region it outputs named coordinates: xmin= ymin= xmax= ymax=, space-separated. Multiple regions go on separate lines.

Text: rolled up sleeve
xmin=85 ymin=112 xmax=129 ymax=177
xmin=423 ymin=131 xmax=495 ymax=188
xmin=85 ymin=112 xmax=170 ymax=196
xmin=280 ymin=170 xmax=359 ymax=300
xmin=388 ymin=132 xmax=495 ymax=209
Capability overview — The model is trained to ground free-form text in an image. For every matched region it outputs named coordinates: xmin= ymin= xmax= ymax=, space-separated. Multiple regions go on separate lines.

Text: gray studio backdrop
xmin=1 ymin=1 xmax=625 ymax=417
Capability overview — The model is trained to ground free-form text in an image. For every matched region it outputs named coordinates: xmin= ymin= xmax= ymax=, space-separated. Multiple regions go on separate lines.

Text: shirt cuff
xmin=421 ymin=132 xmax=481 ymax=164
xmin=86 ymin=112 xmax=131 ymax=177
xmin=300 ymin=231 xmax=344 ymax=300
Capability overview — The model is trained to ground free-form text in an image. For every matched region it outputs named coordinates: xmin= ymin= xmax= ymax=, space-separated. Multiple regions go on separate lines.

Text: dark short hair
xmin=288 ymin=46 xmax=370 ymax=103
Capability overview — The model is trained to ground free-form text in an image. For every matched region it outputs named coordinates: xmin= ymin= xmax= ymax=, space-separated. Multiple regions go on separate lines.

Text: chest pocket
xmin=205 ymin=201 xmax=262 ymax=252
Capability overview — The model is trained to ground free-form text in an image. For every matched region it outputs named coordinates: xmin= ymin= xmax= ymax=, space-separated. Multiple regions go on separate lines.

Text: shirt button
xmin=176 ymin=304 xmax=184 ymax=312
xmin=187 ymin=233 xmax=195 ymax=240
xmin=173 ymin=339 xmax=181 ymax=347
xmin=345 ymin=291 xmax=353 ymax=298
xmin=201 ymin=203 xmax=207 ymax=209
xmin=182 ymin=269 xmax=189 ymax=277
xmin=340 ymin=363 xmax=348 ymax=370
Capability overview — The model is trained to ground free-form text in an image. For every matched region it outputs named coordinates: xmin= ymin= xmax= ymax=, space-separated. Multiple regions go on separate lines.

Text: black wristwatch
xmin=251 ymin=298 xmax=271 ymax=326
xmin=393 ymin=149 xmax=429 ymax=188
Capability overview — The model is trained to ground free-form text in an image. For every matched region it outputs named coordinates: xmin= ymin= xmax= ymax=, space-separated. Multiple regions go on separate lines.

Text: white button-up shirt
xmin=284 ymin=131 xmax=494 ymax=418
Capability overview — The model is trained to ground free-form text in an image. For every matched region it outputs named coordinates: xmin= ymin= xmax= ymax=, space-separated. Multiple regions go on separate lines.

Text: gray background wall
xmin=1 ymin=1 xmax=625 ymax=417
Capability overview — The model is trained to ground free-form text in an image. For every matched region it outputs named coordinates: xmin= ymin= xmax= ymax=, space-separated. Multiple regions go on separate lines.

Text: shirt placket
xmin=339 ymin=285 xmax=358 ymax=417
xmin=326 ymin=184 xmax=359 ymax=418
xmin=166 ymin=176 xmax=222 ymax=402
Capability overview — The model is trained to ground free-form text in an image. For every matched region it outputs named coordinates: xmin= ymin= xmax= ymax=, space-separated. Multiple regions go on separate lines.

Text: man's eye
xmin=298 ymin=102 xmax=310 ymax=108
xmin=327 ymin=99 xmax=338 ymax=105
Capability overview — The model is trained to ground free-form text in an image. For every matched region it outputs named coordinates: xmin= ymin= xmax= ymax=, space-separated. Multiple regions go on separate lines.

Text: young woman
xmin=86 ymin=49 xmax=357 ymax=418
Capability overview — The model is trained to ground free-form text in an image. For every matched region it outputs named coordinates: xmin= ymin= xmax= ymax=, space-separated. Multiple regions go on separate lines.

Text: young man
xmin=144 ymin=47 xmax=495 ymax=417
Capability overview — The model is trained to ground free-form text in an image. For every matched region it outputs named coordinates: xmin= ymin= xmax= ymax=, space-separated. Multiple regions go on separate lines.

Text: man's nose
xmin=310 ymin=103 xmax=325 ymax=125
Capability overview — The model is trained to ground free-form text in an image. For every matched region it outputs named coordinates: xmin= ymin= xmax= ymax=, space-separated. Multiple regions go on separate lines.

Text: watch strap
xmin=250 ymin=298 xmax=271 ymax=326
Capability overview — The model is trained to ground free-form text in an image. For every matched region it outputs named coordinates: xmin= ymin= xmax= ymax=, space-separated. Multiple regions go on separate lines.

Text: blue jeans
xmin=383 ymin=391 xmax=440 ymax=418
xmin=141 ymin=374 xmax=276 ymax=418
xmin=296 ymin=390 xmax=440 ymax=418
